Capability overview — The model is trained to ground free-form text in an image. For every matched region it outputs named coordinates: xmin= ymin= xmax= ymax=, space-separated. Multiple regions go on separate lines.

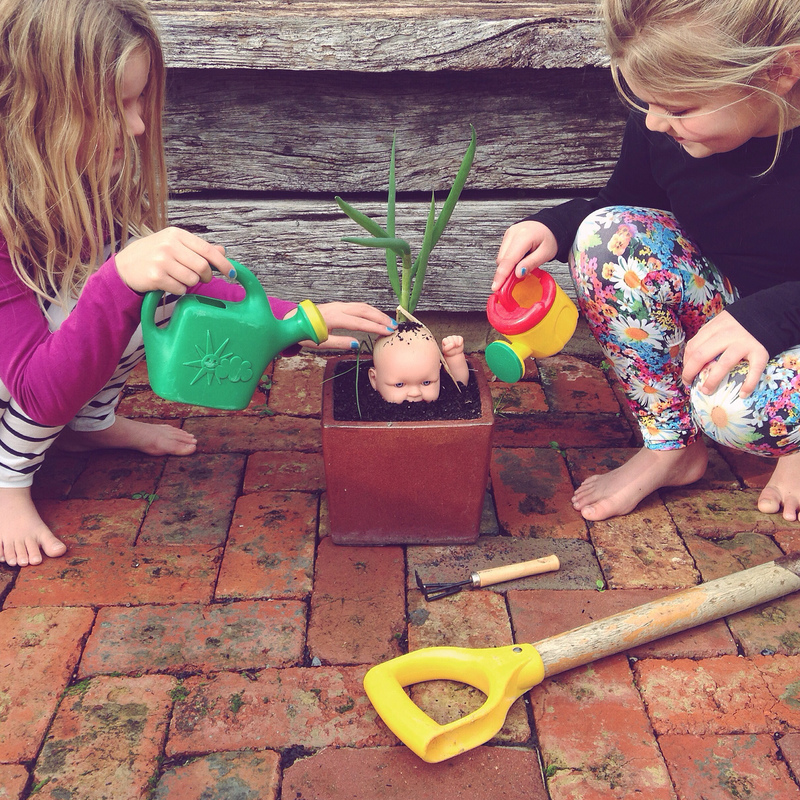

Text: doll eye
xmin=422 ymin=381 xmax=431 ymax=386
xmin=394 ymin=382 xmax=404 ymax=388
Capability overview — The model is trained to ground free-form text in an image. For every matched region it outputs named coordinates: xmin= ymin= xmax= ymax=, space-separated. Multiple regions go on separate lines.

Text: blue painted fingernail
xmin=350 ymin=340 xmax=360 ymax=349
xmin=520 ymin=267 xmax=527 ymax=276
xmin=228 ymin=268 xmax=237 ymax=279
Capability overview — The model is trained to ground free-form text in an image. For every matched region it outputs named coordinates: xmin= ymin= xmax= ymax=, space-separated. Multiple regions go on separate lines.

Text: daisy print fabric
xmin=570 ymin=205 xmax=800 ymax=457
xmin=570 ymin=206 xmax=734 ymax=450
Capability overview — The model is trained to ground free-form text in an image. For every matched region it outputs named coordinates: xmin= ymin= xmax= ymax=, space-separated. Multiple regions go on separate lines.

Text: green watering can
xmin=141 ymin=260 xmax=327 ymax=410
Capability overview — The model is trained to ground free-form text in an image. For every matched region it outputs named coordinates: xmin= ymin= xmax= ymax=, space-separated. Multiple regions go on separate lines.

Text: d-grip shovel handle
xmin=364 ymin=555 xmax=800 ymax=763
xmin=363 ymin=643 xmax=544 ymax=764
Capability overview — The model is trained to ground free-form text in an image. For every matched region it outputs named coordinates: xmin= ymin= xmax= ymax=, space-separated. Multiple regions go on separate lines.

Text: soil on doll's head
xmin=331 ymin=358 xmax=482 ymax=422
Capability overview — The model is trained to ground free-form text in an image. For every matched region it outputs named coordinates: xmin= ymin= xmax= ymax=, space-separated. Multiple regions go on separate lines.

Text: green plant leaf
xmin=408 ymin=191 xmax=438 ymax=313
xmin=335 ymin=196 xmax=388 ymax=239
xmin=386 ymin=133 xmax=399 ymax=300
xmin=341 ymin=236 xmax=411 ymax=256
xmin=429 ymin=124 xmax=476 ymax=248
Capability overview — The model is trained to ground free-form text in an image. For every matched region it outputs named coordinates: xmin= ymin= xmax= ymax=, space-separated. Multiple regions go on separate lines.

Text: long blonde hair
xmin=601 ymin=0 xmax=800 ymax=157
xmin=0 ymin=0 xmax=167 ymax=307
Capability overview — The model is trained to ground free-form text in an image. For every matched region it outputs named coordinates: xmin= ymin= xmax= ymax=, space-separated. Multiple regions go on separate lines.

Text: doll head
xmin=368 ymin=322 xmax=443 ymax=404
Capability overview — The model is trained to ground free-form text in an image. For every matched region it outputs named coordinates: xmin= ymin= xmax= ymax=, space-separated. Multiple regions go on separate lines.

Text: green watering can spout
xmin=141 ymin=260 xmax=327 ymax=410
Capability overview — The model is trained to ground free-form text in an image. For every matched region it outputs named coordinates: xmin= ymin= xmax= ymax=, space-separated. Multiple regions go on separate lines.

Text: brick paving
xmin=2 ymin=319 xmax=800 ymax=799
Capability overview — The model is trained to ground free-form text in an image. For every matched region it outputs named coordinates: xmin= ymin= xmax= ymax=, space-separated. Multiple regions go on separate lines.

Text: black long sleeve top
xmin=532 ymin=112 xmax=800 ymax=357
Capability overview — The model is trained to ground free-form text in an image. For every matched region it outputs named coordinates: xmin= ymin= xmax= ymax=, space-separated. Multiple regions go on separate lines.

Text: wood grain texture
xmin=150 ymin=1 xmax=605 ymax=71
xmin=168 ymin=196 xmax=580 ymax=311
xmin=164 ymin=68 xmax=625 ymax=193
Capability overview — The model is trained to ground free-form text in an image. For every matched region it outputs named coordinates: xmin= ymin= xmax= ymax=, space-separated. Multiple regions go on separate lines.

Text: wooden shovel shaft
xmin=533 ymin=554 xmax=800 ymax=678
xmin=473 ymin=554 xmax=560 ymax=587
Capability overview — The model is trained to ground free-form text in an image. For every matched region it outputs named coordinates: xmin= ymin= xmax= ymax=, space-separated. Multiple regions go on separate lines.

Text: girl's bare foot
xmin=572 ymin=440 xmax=709 ymax=521
xmin=758 ymin=452 xmax=800 ymax=521
xmin=57 ymin=416 xmax=197 ymax=456
xmin=0 ymin=487 xmax=67 ymax=567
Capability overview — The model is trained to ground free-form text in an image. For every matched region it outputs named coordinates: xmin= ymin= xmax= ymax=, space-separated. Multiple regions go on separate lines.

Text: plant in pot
xmin=321 ymin=127 xmax=495 ymax=546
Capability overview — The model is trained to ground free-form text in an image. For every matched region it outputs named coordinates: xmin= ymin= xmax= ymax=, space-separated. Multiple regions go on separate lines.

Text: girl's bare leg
xmin=758 ymin=452 xmax=800 ymax=521
xmin=0 ymin=487 xmax=67 ymax=567
xmin=58 ymin=416 xmax=197 ymax=456
xmin=572 ymin=440 xmax=709 ymax=521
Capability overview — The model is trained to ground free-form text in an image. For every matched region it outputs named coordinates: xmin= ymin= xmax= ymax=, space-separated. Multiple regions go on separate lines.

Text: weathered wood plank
xmin=165 ymin=67 xmax=625 ymax=193
xmin=150 ymin=1 xmax=605 ymax=71
xmin=168 ymin=196 xmax=588 ymax=312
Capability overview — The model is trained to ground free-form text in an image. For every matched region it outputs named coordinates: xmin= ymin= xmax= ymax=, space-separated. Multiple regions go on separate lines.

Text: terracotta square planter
xmin=321 ymin=356 xmax=494 ymax=545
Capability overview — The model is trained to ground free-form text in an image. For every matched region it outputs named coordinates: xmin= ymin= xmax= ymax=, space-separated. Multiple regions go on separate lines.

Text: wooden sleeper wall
xmin=156 ymin=1 xmax=628 ymax=312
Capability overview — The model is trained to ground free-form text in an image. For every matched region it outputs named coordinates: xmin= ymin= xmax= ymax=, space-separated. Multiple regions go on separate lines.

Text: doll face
xmin=369 ymin=325 xmax=442 ymax=404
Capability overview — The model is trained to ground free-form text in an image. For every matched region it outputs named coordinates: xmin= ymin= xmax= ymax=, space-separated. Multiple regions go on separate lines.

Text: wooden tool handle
xmin=473 ymin=554 xmax=560 ymax=587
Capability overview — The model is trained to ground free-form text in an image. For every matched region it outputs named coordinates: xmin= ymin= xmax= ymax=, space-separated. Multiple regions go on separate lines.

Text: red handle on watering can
xmin=486 ymin=268 xmax=557 ymax=336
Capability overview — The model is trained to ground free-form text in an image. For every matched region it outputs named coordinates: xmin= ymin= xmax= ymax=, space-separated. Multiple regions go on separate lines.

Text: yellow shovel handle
xmin=363 ymin=643 xmax=544 ymax=763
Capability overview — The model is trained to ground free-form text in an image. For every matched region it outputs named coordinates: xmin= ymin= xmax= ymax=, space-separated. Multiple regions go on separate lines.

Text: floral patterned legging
xmin=569 ymin=206 xmax=800 ymax=457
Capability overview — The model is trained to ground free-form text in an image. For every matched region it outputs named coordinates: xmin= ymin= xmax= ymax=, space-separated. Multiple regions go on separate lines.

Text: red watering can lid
xmin=486 ymin=268 xmax=557 ymax=336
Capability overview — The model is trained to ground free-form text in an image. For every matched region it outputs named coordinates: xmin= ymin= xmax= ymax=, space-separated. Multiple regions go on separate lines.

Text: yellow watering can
xmin=485 ymin=268 xmax=578 ymax=383
xmin=364 ymin=555 xmax=800 ymax=763
xmin=141 ymin=260 xmax=327 ymax=410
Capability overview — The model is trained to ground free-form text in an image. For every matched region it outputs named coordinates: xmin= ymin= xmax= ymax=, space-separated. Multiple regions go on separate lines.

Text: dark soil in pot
xmin=331 ymin=358 xmax=483 ymax=422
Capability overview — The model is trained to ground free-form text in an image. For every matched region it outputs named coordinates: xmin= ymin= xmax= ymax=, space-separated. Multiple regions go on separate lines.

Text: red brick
xmin=778 ymin=732 xmax=800 ymax=778
xmin=494 ymin=413 xmax=636 ymax=449
xmin=589 ymin=497 xmax=699 ymax=589
xmin=0 ymin=607 xmax=94 ymax=762
xmin=31 ymin=451 xmax=88 ymax=500
xmin=167 ymin=667 xmax=393 ymax=756
xmin=138 ymin=453 xmax=245 ymax=546
xmin=268 ymin=352 xmax=328 ymax=416
xmin=491 ymin=380 xmax=549 ymax=414
xmin=718 ymin=448 xmax=776 ymax=489
xmin=665 ymin=488 xmax=800 ymax=538
xmin=491 ymin=447 xmax=588 ymax=539
xmin=282 ymin=745 xmax=549 ymax=800
xmin=6 ymin=546 xmax=218 ymax=608
xmin=79 ymin=600 xmax=306 ymax=678
xmin=531 ymin=655 xmax=676 ymax=799
xmin=308 ymin=538 xmax=404 ymax=665
xmin=243 ymin=450 xmax=325 ymax=493
xmin=634 ymin=655 xmax=800 ymax=735
xmin=0 ymin=765 xmax=28 ymax=800
xmin=682 ymin=532 xmax=783 ymax=582
xmin=153 ymin=749 xmax=280 ymax=799
xmin=509 ymin=589 xmax=737 ymax=659
xmin=33 ymin=675 xmax=175 ymax=800
xmin=216 ymin=491 xmax=317 ymax=600
xmin=538 ymin=354 xmax=620 ymax=413
xmin=68 ymin=450 xmax=164 ymax=499
xmin=405 ymin=589 xmax=531 ymax=745
xmin=35 ymin=498 xmax=144 ymax=547
xmin=659 ymin=734 xmax=800 ymax=800
xmin=183 ymin=414 xmax=321 ymax=454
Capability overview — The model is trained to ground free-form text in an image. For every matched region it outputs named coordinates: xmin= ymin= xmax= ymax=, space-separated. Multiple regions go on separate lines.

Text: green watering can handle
xmin=140 ymin=259 xmax=270 ymax=333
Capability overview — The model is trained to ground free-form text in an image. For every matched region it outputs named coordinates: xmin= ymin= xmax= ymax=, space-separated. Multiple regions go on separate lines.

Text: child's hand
xmin=303 ymin=301 xmax=398 ymax=350
xmin=492 ymin=221 xmax=558 ymax=292
xmin=115 ymin=227 xmax=233 ymax=295
xmin=442 ymin=335 xmax=465 ymax=357
xmin=682 ymin=310 xmax=769 ymax=397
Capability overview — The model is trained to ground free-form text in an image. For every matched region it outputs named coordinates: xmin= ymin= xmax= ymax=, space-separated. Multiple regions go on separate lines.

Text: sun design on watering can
xmin=184 ymin=331 xmax=254 ymax=386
